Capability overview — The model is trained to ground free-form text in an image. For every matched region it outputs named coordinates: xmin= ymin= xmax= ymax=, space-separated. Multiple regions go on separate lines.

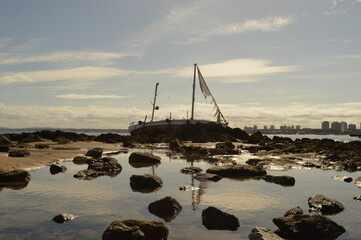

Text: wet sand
xmin=0 ymin=141 xmax=122 ymax=172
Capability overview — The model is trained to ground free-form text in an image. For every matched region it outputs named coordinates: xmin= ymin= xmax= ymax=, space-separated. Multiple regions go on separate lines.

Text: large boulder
xmin=0 ymin=170 xmax=31 ymax=182
xmin=50 ymin=164 xmax=67 ymax=175
xmin=308 ymin=194 xmax=344 ymax=215
xmin=148 ymin=196 xmax=182 ymax=222
xmin=102 ymin=219 xmax=168 ymax=240
xmin=206 ymin=164 xmax=266 ymax=178
xmin=262 ymin=175 xmax=295 ymax=187
xmin=130 ymin=174 xmax=163 ymax=193
xmin=248 ymin=227 xmax=285 ymax=240
xmin=85 ymin=148 xmax=103 ymax=158
xmin=273 ymin=214 xmax=345 ymax=240
xmin=202 ymin=206 xmax=240 ymax=231
xmin=129 ymin=152 xmax=161 ymax=165
xmin=52 ymin=213 xmax=78 ymax=223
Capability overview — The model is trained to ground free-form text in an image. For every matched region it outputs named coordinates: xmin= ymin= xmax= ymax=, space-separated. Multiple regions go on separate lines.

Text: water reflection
xmin=0 ymin=181 xmax=29 ymax=190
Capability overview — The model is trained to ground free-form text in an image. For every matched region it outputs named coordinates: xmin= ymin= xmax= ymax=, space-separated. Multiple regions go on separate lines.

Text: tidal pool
xmin=0 ymin=148 xmax=360 ymax=240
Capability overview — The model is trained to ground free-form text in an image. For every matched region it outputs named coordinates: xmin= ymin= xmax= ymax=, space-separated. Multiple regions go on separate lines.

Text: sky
xmin=1 ymin=0 xmax=361 ymax=130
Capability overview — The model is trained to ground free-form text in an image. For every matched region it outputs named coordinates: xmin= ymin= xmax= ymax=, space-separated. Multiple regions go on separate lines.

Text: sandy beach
xmin=0 ymin=141 xmax=122 ymax=172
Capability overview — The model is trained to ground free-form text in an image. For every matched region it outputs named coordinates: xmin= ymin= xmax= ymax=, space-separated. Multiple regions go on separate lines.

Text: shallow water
xmin=0 ymin=149 xmax=360 ymax=240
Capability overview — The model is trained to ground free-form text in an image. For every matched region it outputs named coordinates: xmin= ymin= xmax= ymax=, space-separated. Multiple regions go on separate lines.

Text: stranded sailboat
xmin=128 ymin=64 xmax=228 ymax=135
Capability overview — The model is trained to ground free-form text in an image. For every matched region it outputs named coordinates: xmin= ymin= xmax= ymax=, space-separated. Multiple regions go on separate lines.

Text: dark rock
xmin=194 ymin=173 xmax=222 ymax=182
xmin=308 ymin=194 xmax=344 ymax=215
xmin=0 ymin=145 xmax=10 ymax=152
xmin=353 ymin=195 xmax=361 ymax=201
xmin=73 ymin=169 xmax=105 ymax=180
xmin=206 ymin=164 xmax=266 ymax=178
xmin=273 ymin=214 xmax=345 ymax=240
xmin=180 ymin=166 xmax=202 ymax=174
xmin=130 ymin=174 xmax=163 ymax=193
xmin=148 ymin=196 xmax=182 ymax=222
xmin=169 ymin=138 xmax=183 ymax=149
xmin=72 ymin=156 xmax=89 ymax=165
xmin=52 ymin=213 xmax=77 ymax=223
xmin=216 ymin=141 xmax=235 ymax=150
xmin=102 ymin=219 xmax=169 ymax=240
xmin=0 ymin=135 xmax=12 ymax=146
xmin=35 ymin=143 xmax=50 ymax=149
xmin=246 ymin=158 xmax=263 ymax=166
xmin=262 ymin=175 xmax=295 ymax=187
xmin=202 ymin=206 xmax=240 ymax=231
xmin=85 ymin=148 xmax=103 ymax=158
xmin=332 ymin=175 xmax=353 ymax=183
xmin=284 ymin=206 xmax=303 ymax=217
xmin=129 ymin=152 xmax=161 ymax=164
xmin=8 ymin=149 xmax=30 ymax=157
xmin=88 ymin=157 xmax=122 ymax=172
xmin=355 ymin=176 xmax=361 ymax=188
xmin=0 ymin=170 xmax=31 ymax=182
xmin=50 ymin=164 xmax=67 ymax=175
xmin=248 ymin=226 xmax=285 ymax=240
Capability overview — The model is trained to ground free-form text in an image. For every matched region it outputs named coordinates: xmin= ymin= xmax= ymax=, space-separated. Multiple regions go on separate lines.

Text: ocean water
xmin=0 ymin=149 xmax=360 ymax=239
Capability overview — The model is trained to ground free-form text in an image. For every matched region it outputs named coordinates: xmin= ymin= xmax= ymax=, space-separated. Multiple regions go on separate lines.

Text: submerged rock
xmin=148 ymin=196 xmax=182 ymax=222
xmin=202 ymin=206 xmax=240 ymax=231
xmin=74 ymin=157 xmax=122 ymax=180
xmin=248 ymin=226 xmax=284 ymax=240
xmin=180 ymin=166 xmax=202 ymax=174
xmin=262 ymin=175 xmax=295 ymax=187
xmin=52 ymin=213 xmax=77 ymax=223
xmin=130 ymin=174 xmax=163 ymax=193
xmin=206 ymin=164 xmax=266 ymax=178
xmin=194 ymin=173 xmax=222 ymax=182
xmin=308 ymin=194 xmax=344 ymax=215
xmin=102 ymin=219 xmax=168 ymax=240
xmin=273 ymin=214 xmax=345 ymax=240
xmin=50 ymin=164 xmax=67 ymax=175
xmin=332 ymin=175 xmax=353 ymax=183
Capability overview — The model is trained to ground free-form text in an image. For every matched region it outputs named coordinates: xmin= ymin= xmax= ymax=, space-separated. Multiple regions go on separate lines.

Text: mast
xmin=191 ymin=63 xmax=196 ymax=119
xmin=150 ymin=82 xmax=159 ymax=122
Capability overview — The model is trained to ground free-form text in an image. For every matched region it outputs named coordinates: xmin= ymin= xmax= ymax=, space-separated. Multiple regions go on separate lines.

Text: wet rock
xmin=332 ymin=175 xmax=353 ymax=183
xmin=216 ymin=141 xmax=235 ymax=150
xmin=130 ymin=174 xmax=163 ymax=193
xmin=148 ymin=196 xmax=182 ymax=222
xmin=0 ymin=135 xmax=12 ymax=146
xmin=308 ymin=194 xmax=344 ymax=215
xmin=0 ymin=145 xmax=10 ymax=152
xmin=194 ymin=173 xmax=222 ymax=182
xmin=353 ymin=195 xmax=361 ymax=201
xmin=88 ymin=157 xmax=122 ymax=172
xmin=206 ymin=164 xmax=266 ymax=178
xmin=355 ymin=176 xmax=361 ymax=188
xmin=262 ymin=175 xmax=295 ymax=187
xmin=179 ymin=185 xmax=199 ymax=191
xmin=214 ymin=157 xmax=237 ymax=166
xmin=102 ymin=219 xmax=168 ymax=240
xmin=72 ymin=156 xmax=89 ymax=165
xmin=248 ymin=226 xmax=284 ymax=240
xmin=202 ymin=206 xmax=240 ymax=231
xmin=284 ymin=206 xmax=303 ymax=217
xmin=73 ymin=169 xmax=105 ymax=180
xmin=52 ymin=213 xmax=78 ymax=223
xmin=0 ymin=170 xmax=31 ymax=182
xmin=180 ymin=166 xmax=202 ymax=174
xmin=8 ymin=149 xmax=30 ymax=157
xmin=273 ymin=214 xmax=345 ymax=240
xmin=129 ymin=152 xmax=161 ymax=166
xmin=85 ymin=148 xmax=103 ymax=158
xmin=35 ymin=143 xmax=50 ymax=149
xmin=169 ymin=138 xmax=183 ymax=149
xmin=50 ymin=164 xmax=67 ymax=175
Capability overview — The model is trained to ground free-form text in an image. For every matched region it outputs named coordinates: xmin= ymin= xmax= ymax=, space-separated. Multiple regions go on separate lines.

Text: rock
xmin=206 ymin=164 xmax=266 ymax=178
xmin=248 ymin=226 xmax=285 ymax=240
xmin=272 ymin=214 xmax=345 ymax=240
xmin=52 ymin=213 xmax=78 ymax=223
xmin=73 ymin=169 xmax=105 ymax=180
xmin=0 ymin=135 xmax=12 ymax=146
xmin=169 ymin=138 xmax=183 ymax=149
xmin=0 ymin=170 xmax=31 ymax=182
xmin=0 ymin=145 xmax=10 ymax=152
xmin=148 ymin=196 xmax=182 ymax=222
xmin=355 ymin=176 xmax=361 ymax=188
xmin=72 ymin=156 xmax=89 ymax=165
xmin=284 ymin=206 xmax=303 ymax=217
xmin=194 ymin=173 xmax=222 ymax=182
xmin=129 ymin=152 xmax=161 ymax=165
xmin=85 ymin=148 xmax=103 ymax=158
xmin=35 ymin=143 xmax=50 ymax=149
xmin=50 ymin=164 xmax=67 ymax=175
xmin=179 ymin=185 xmax=199 ymax=191
xmin=308 ymin=194 xmax=344 ymax=215
xmin=88 ymin=157 xmax=122 ymax=172
xmin=202 ymin=206 xmax=240 ymax=231
xmin=262 ymin=175 xmax=295 ymax=187
xmin=8 ymin=149 xmax=30 ymax=157
xmin=130 ymin=174 xmax=163 ymax=193
xmin=332 ymin=175 xmax=353 ymax=183
xmin=216 ymin=141 xmax=235 ymax=150
xmin=180 ymin=166 xmax=202 ymax=174
xmin=353 ymin=195 xmax=361 ymax=201
xmin=102 ymin=219 xmax=168 ymax=240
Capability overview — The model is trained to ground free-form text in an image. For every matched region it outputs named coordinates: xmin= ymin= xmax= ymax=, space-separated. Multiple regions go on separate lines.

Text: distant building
xmin=270 ymin=125 xmax=275 ymax=130
xmin=263 ymin=126 xmax=268 ymax=130
xmin=321 ymin=121 xmax=330 ymax=130
xmin=331 ymin=121 xmax=341 ymax=131
xmin=348 ymin=124 xmax=356 ymax=131
xmin=340 ymin=121 xmax=347 ymax=132
xmin=296 ymin=125 xmax=301 ymax=130
xmin=253 ymin=125 xmax=258 ymax=130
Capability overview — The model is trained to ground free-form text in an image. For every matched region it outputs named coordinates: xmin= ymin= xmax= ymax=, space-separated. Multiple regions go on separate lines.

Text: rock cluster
xmin=74 ymin=156 xmax=122 ymax=180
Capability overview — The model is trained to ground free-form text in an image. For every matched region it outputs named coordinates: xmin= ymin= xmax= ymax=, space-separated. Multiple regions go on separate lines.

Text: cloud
xmin=0 ymin=66 xmax=130 ymax=85
xmin=56 ymin=94 xmax=136 ymax=99
xmin=0 ymin=38 xmax=13 ymax=48
xmin=0 ymin=51 xmax=138 ymax=65
xmin=212 ymin=16 xmax=295 ymax=36
xmin=10 ymin=38 xmax=50 ymax=51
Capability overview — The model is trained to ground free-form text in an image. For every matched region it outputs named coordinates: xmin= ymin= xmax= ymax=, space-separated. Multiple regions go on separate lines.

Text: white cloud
xmin=0 ymin=66 xmax=130 ymax=85
xmin=212 ymin=16 xmax=295 ymax=36
xmin=56 ymin=94 xmax=136 ymax=100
